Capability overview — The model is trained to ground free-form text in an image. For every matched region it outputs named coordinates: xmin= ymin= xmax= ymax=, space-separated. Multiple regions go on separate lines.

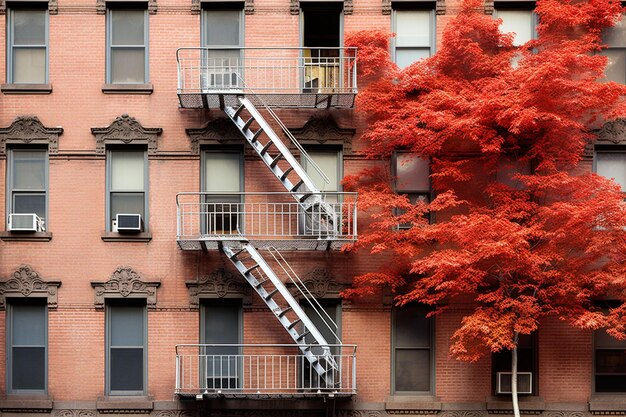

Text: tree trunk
xmin=511 ymin=332 xmax=520 ymax=417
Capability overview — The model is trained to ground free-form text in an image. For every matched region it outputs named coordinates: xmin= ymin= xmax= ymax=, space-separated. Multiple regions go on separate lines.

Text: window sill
xmin=0 ymin=231 xmax=53 ymax=242
xmin=0 ymin=396 xmax=53 ymax=412
xmin=102 ymin=83 xmax=154 ymax=94
xmin=96 ymin=396 xmax=153 ymax=413
xmin=1 ymin=84 xmax=53 ymax=94
xmin=486 ymin=396 xmax=545 ymax=414
xmin=101 ymin=232 xmax=152 ymax=242
xmin=589 ymin=396 xmax=626 ymax=414
xmin=385 ymin=395 xmax=442 ymax=413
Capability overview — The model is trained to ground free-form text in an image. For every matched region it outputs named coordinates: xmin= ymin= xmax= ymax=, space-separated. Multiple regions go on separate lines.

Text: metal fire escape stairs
xmin=216 ymin=91 xmax=343 ymax=390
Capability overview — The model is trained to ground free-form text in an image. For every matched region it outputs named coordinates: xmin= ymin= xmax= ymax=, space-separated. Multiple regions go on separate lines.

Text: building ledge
xmin=0 ymin=231 xmax=53 ymax=242
xmin=1 ymin=84 xmax=53 ymax=94
xmin=96 ymin=396 xmax=154 ymax=414
xmin=589 ymin=396 xmax=626 ymax=414
xmin=101 ymin=232 xmax=152 ymax=242
xmin=487 ymin=396 xmax=545 ymax=414
xmin=385 ymin=396 xmax=442 ymax=414
xmin=0 ymin=396 xmax=54 ymax=412
xmin=102 ymin=83 xmax=153 ymax=94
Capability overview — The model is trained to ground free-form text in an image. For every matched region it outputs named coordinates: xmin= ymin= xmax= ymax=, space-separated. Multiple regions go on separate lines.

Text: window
xmin=201 ymin=300 xmax=242 ymax=390
xmin=106 ymin=300 xmax=147 ymax=395
xmin=107 ymin=6 xmax=148 ymax=84
xmin=392 ymin=6 xmax=435 ymax=68
xmin=393 ymin=152 xmax=430 ymax=228
xmin=301 ymin=299 xmax=341 ymax=388
xmin=106 ymin=148 xmax=148 ymax=232
xmin=492 ymin=333 xmax=536 ymax=395
xmin=392 ymin=303 xmax=433 ymax=393
xmin=595 ymin=327 xmax=626 ymax=392
xmin=201 ymin=150 xmax=243 ymax=234
xmin=201 ymin=7 xmax=243 ymax=89
xmin=7 ymin=299 xmax=47 ymax=394
xmin=494 ymin=4 xmax=536 ymax=46
xmin=595 ymin=149 xmax=626 ymax=192
xmin=601 ymin=14 xmax=626 ymax=84
xmin=7 ymin=6 xmax=48 ymax=84
xmin=496 ymin=154 xmax=532 ymax=189
xmin=7 ymin=148 xmax=48 ymax=230
xmin=302 ymin=148 xmax=342 ymax=202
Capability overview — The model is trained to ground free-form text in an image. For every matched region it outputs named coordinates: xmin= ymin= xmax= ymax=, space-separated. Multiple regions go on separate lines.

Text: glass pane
xmin=596 ymin=152 xmax=626 ymax=191
xmin=395 ymin=349 xmax=430 ymax=391
xmin=596 ymin=375 xmax=626 ymax=392
xmin=13 ymin=194 xmax=46 ymax=219
xmin=603 ymin=14 xmax=626 ymax=48
xmin=111 ymin=193 xmax=145 ymax=221
xmin=204 ymin=152 xmax=241 ymax=193
xmin=12 ymin=304 xmax=46 ymax=345
xmin=13 ymin=48 xmax=46 ymax=84
xmin=395 ymin=10 xmax=431 ymax=47
xmin=596 ymin=349 xmax=626 ymax=374
xmin=303 ymin=301 xmax=340 ymax=355
xmin=110 ymin=348 xmax=143 ymax=391
xmin=110 ymin=305 xmax=144 ymax=347
xmin=203 ymin=10 xmax=240 ymax=46
xmin=203 ymin=303 xmax=240 ymax=352
xmin=396 ymin=48 xmax=431 ymax=68
xmin=111 ymin=151 xmax=144 ymax=190
xmin=111 ymin=10 xmax=145 ymax=46
xmin=601 ymin=49 xmax=626 ymax=84
xmin=12 ymin=150 xmax=46 ymax=189
xmin=395 ymin=304 xmax=431 ymax=347
xmin=396 ymin=153 xmax=429 ymax=192
xmin=12 ymin=347 xmax=45 ymax=390
xmin=13 ymin=10 xmax=46 ymax=45
xmin=498 ymin=10 xmax=533 ymax=46
xmin=304 ymin=150 xmax=340 ymax=192
xmin=111 ymin=48 xmax=146 ymax=83
xmin=596 ymin=329 xmax=626 ymax=348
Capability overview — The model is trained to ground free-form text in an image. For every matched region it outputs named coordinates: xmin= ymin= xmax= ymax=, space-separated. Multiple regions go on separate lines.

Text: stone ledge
xmin=96 ymin=397 xmax=154 ymax=414
xmin=101 ymin=232 xmax=152 ymax=242
xmin=589 ymin=397 xmax=626 ymax=414
xmin=101 ymin=84 xmax=154 ymax=94
xmin=0 ymin=232 xmax=53 ymax=242
xmin=1 ymin=84 xmax=53 ymax=94
xmin=487 ymin=396 xmax=546 ymax=414
xmin=0 ymin=397 xmax=54 ymax=412
xmin=385 ymin=396 xmax=442 ymax=414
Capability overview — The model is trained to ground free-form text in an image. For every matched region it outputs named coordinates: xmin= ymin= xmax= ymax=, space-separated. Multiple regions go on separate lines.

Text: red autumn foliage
xmin=344 ymin=0 xmax=626 ymax=361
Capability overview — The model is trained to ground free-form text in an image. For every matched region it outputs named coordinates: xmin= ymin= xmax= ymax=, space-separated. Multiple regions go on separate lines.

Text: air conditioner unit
xmin=113 ymin=214 xmax=142 ymax=233
xmin=8 ymin=213 xmax=45 ymax=232
xmin=496 ymin=372 xmax=533 ymax=395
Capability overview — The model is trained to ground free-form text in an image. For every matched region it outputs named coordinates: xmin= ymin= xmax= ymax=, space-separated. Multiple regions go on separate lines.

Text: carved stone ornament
xmin=155 ymin=411 xmax=198 ymax=417
xmin=597 ymin=118 xmax=626 ymax=144
xmin=186 ymin=268 xmax=252 ymax=308
xmin=289 ymin=115 xmax=356 ymax=153
xmin=382 ymin=0 xmax=445 ymax=15
xmin=0 ymin=265 xmax=61 ymax=310
xmin=91 ymin=114 xmax=162 ymax=155
xmin=287 ymin=268 xmax=348 ymax=299
xmin=55 ymin=411 xmax=97 ymax=417
xmin=0 ymin=0 xmax=58 ymax=14
xmin=91 ymin=266 xmax=160 ymax=309
xmin=186 ymin=118 xmax=244 ymax=154
xmin=0 ymin=116 xmax=63 ymax=156
xmin=97 ymin=0 xmax=157 ymax=14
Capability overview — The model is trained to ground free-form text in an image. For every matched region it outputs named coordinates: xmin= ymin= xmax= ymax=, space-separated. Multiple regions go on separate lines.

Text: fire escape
xmin=175 ymin=47 xmax=358 ymax=398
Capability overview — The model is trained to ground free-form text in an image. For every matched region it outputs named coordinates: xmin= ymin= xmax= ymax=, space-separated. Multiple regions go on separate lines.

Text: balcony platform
xmin=177 ymin=237 xmax=353 ymax=251
xmin=177 ymin=391 xmax=354 ymax=399
xmin=178 ymin=92 xmax=356 ymax=110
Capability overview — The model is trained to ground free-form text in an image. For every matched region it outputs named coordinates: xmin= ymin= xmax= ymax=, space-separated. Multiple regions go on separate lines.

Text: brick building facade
xmin=0 ymin=0 xmax=624 ymax=416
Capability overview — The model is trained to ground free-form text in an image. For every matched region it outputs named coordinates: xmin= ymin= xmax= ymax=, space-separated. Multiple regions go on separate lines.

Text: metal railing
xmin=176 ymin=47 xmax=357 ymax=95
xmin=175 ymin=344 xmax=357 ymax=396
xmin=176 ymin=192 xmax=358 ymax=241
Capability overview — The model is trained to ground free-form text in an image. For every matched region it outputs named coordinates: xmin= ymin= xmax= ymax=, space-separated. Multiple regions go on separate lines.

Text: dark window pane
xmin=203 ymin=10 xmax=240 ymax=46
xmin=110 ymin=348 xmax=143 ymax=391
xmin=395 ymin=349 xmax=430 ymax=391
xmin=13 ymin=10 xmax=46 ymax=45
xmin=203 ymin=304 xmax=240 ymax=348
xmin=303 ymin=301 xmax=339 ymax=355
xmin=596 ymin=329 xmax=626 ymax=349
xmin=12 ymin=304 xmax=46 ymax=345
xmin=395 ymin=153 xmax=429 ymax=192
xmin=13 ymin=194 xmax=46 ymax=219
xmin=596 ymin=375 xmax=626 ymax=392
xmin=493 ymin=348 xmax=534 ymax=373
xmin=111 ymin=193 xmax=145 ymax=221
xmin=111 ymin=10 xmax=145 ymax=46
xmin=395 ymin=304 xmax=430 ymax=348
xmin=12 ymin=347 xmax=45 ymax=390
xmin=111 ymin=305 xmax=144 ymax=346
xmin=12 ymin=150 xmax=46 ymax=190
xmin=596 ymin=349 xmax=626 ymax=374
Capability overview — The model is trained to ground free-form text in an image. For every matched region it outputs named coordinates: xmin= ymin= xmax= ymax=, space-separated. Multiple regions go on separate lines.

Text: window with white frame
xmin=201 ymin=7 xmax=243 ymax=89
xmin=7 ymin=148 xmax=48 ymax=230
xmin=392 ymin=6 xmax=434 ymax=68
xmin=106 ymin=148 xmax=148 ymax=232
xmin=7 ymin=5 xmax=48 ymax=84
xmin=601 ymin=14 xmax=626 ymax=84
xmin=595 ymin=149 xmax=626 ymax=192
xmin=107 ymin=6 xmax=148 ymax=84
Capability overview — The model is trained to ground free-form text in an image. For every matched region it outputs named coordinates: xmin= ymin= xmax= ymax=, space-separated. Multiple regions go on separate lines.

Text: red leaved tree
xmin=345 ymin=0 xmax=626 ymax=414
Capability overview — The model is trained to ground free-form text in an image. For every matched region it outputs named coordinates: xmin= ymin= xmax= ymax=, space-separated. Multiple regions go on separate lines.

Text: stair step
xmin=233 ymin=105 xmax=245 ymax=120
xmin=290 ymin=179 xmax=304 ymax=192
xmin=244 ymin=264 xmax=260 ymax=275
xmin=277 ymin=306 xmax=293 ymax=318
xmin=242 ymin=117 xmax=255 ymax=132
xmin=261 ymin=140 xmax=273 ymax=155
xmin=299 ymin=193 xmax=313 ymax=203
xmin=280 ymin=167 xmax=294 ymax=181
xmin=252 ymin=128 xmax=264 ymax=143
xmin=297 ymin=330 xmax=310 ymax=342
xmin=270 ymin=154 xmax=282 ymax=168
xmin=255 ymin=279 xmax=268 ymax=289
xmin=287 ymin=318 xmax=302 ymax=330
xmin=264 ymin=288 xmax=279 ymax=301
xmin=228 ymin=248 xmax=246 ymax=259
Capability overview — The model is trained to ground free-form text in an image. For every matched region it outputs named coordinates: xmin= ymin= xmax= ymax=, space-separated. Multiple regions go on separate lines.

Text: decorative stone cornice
xmin=289 ymin=115 xmax=355 ymax=153
xmin=55 ymin=411 xmax=96 ymax=417
xmin=186 ymin=268 xmax=251 ymax=308
xmin=597 ymin=118 xmax=626 ymax=144
xmin=0 ymin=265 xmax=61 ymax=310
xmin=287 ymin=268 xmax=348 ymax=299
xmin=186 ymin=118 xmax=243 ymax=154
xmin=91 ymin=266 xmax=160 ymax=309
xmin=0 ymin=116 xmax=63 ymax=156
xmin=91 ymin=114 xmax=162 ymax=155
xmin=97 ymin=0 xmax=157 ymax=14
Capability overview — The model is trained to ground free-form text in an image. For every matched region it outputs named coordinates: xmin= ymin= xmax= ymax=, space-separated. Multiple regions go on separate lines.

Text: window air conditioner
xmin=496 ymin=372 xmax=533 ymax=395
xmin=113 ymin=214 xmax=143 ymax=233
xmin=8 ymin=213 xmax=45 ymax=232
